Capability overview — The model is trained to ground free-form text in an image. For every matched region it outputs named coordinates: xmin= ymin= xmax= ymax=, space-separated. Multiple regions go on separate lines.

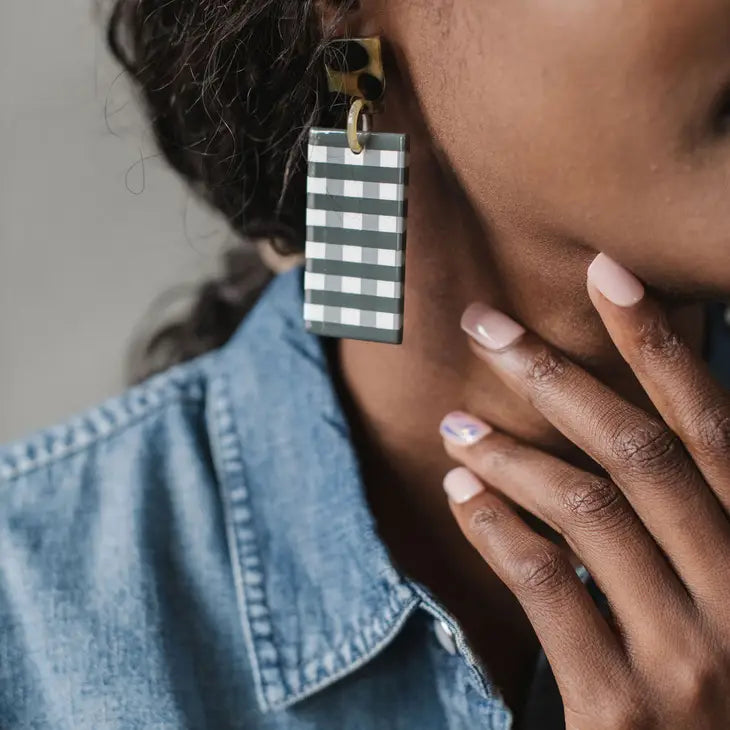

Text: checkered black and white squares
xmin=304 ymin=128 xmax=409 ymax=344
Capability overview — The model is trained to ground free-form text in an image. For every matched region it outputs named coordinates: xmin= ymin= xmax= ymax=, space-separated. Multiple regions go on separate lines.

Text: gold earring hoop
xmin=347 ymin=98 xmax=372 ymax=155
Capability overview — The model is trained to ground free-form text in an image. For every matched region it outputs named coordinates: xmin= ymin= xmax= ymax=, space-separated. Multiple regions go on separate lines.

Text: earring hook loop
xmin=347 ymin=98 xmax=372 ymax=154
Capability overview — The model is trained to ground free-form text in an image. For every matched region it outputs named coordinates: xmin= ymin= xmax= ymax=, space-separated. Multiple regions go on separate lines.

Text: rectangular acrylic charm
xmin=304 ymin=128 xmax=409 ymax=344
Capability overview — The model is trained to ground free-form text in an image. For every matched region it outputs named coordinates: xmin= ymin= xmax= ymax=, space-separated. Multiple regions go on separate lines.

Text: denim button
xmin=433 ymin=619 xmax=457 ymax=655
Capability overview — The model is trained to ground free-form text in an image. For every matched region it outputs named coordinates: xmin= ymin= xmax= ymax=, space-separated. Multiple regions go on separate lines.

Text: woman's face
xmin=377 ymin=0 xmax=730 ymax=298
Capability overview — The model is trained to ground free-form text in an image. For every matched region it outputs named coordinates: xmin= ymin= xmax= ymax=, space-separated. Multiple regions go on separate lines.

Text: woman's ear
xmin=313 ymin=0 xmax=381 ymax=39
xmin=313 ymin=0 xmax=350 ymax=36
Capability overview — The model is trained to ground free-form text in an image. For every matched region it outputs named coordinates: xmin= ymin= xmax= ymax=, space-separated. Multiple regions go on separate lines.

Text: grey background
xmin=0 ymin=1 xmax=231 ymax=442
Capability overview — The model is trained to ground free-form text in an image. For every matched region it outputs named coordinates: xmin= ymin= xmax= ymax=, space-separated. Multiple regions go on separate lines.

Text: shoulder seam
xmin=0 ymin=354 xmax=215 ymax=484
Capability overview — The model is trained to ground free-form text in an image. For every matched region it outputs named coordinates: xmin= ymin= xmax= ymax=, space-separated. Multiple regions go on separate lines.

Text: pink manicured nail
xmin=443 ymin=467 xmax=485 ymax=504
xmin=461 ymin=304 xmax=526 ymax=351
xmin=440 ymin=411 xmax=492 ymax=446
xmin=587 ymin=254 xmax=645 ymax=307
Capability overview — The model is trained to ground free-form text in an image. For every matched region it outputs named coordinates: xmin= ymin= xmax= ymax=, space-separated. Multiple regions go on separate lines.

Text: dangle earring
xmin=303 ymin=36 xmax=409 ymax=345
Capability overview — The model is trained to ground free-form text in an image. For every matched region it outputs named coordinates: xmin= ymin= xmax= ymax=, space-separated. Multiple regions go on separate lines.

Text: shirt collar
xmin=207 ymin=265 xmax=418 ymax=713
xmin=208 ymin=267 xmax=730 ymax=714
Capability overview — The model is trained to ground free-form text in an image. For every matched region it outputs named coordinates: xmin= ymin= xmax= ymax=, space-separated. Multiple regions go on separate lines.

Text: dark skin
xmin=446 ymin=283 xmax=730 ymax=727
xmin=319 ymin=0 xmax=730 ymax=725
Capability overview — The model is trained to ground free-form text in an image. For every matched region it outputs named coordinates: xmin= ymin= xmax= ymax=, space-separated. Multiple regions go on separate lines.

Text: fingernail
xmin=587 ymin=253 xmax=645 ymax=307
xmin=440 ymin=411 xmax=492 ymax=446
xmin=443 ymin=467 xmax=485 ymax=504
xmin=461 ymin=303 xmax=526 ymax=351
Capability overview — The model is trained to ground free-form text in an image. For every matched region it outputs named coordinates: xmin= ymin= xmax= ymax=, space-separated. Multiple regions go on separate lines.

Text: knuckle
xmin=524 ymin=346 xmax=567 ymax=388
xmin=611 ymin=420 xmax=683 ymax=475
xmin=510 ymin=547 xmax=570 ymax=594
xmin=468 ymin=504 xmax=503 ymax=536
xmin=566 ymin=705 xmax=633 ymax=730
xmin=692 ymin=405 xmax=730 ymax=455
xmin=597 ymin=706 xmax=641 ymax=730
xmin=559 ymin=477 xmax=627 ymax=528
xmin=473 ymin=438 xmax=520 ymax=475
xmin=565 ymin=680 xmax=654 ymax=729
xmin=635 ymin=314 xmax=684 ymax=361
xmin=598 ymin=684 xmax=655 ymax=730
xmin=602 ymin=703 xmax=654 ymax=730
xmin=672 ymin=657 xmax=724 ymax=711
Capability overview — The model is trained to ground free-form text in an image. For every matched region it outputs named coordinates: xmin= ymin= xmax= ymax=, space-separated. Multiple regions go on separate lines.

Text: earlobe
xmin=313 ymin=0 xmax=382 ymax=40
xmin=312 ymin=0 xmax=361 ymax=37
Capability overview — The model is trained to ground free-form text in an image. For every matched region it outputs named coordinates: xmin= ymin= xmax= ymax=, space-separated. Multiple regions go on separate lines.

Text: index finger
xmin=587 ymin=253 xmax=730 ymax=504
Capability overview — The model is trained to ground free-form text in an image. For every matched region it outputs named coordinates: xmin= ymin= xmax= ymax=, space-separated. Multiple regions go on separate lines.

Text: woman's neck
xmin=333 ymin=133 xmax=705 ymax=706
xmin=338 ymin=132 xmax=705 ymax=498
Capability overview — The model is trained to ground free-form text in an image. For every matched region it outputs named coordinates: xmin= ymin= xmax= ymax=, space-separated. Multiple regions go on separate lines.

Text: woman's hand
xmin=439 ymin=253 xmax=730 ymax=729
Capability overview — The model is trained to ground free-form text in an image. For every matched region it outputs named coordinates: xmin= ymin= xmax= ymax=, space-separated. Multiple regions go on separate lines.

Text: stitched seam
xmin=0 ymin=359 xmax=210 ymax=484
xmin=205 ymin=369 xmax=419 ymax=712
xmin=413 ymin=583 xmax=497 ymax=700
xmin=270 ymin=594 xmax=421 ymax=711
xmin=0 ymin=395 xmax=205 ymax=484
xmin=206 ymin=371 xmax=282 ymax=713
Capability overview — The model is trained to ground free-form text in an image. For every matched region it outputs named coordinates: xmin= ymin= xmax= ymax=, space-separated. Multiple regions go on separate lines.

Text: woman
xmin=1 ymin=0 xmax=729 ymax=727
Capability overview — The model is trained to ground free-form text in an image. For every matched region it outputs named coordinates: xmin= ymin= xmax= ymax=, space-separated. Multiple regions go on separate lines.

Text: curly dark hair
xmin=106 ymin=0 xmax=356 ymax=380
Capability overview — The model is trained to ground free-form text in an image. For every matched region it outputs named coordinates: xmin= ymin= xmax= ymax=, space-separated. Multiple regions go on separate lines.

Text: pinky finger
xmin=444 ymin=467 xmax=629 ymax=710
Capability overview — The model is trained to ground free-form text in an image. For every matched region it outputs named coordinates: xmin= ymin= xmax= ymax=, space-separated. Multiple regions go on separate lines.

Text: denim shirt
xmin=1 ymin=266 xmax=728 ymax=730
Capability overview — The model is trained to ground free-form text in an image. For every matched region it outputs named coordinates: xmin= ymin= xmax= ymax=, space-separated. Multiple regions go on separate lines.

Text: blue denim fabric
xmin=0 ymin=266 xmax=727 ymax=730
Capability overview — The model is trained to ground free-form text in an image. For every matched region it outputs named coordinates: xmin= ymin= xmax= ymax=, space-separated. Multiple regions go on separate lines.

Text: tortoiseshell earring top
xmin=324 ymin=37 xmax=385 ymax=114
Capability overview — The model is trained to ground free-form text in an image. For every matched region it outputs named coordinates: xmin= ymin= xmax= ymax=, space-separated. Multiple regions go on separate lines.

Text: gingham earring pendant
xmin=304 ymin=37 xmax=409 ymax=345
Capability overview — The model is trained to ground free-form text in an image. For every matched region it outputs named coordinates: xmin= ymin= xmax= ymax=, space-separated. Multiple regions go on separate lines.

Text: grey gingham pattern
xmin=304 ymin=128 xmax=409 ymax=344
